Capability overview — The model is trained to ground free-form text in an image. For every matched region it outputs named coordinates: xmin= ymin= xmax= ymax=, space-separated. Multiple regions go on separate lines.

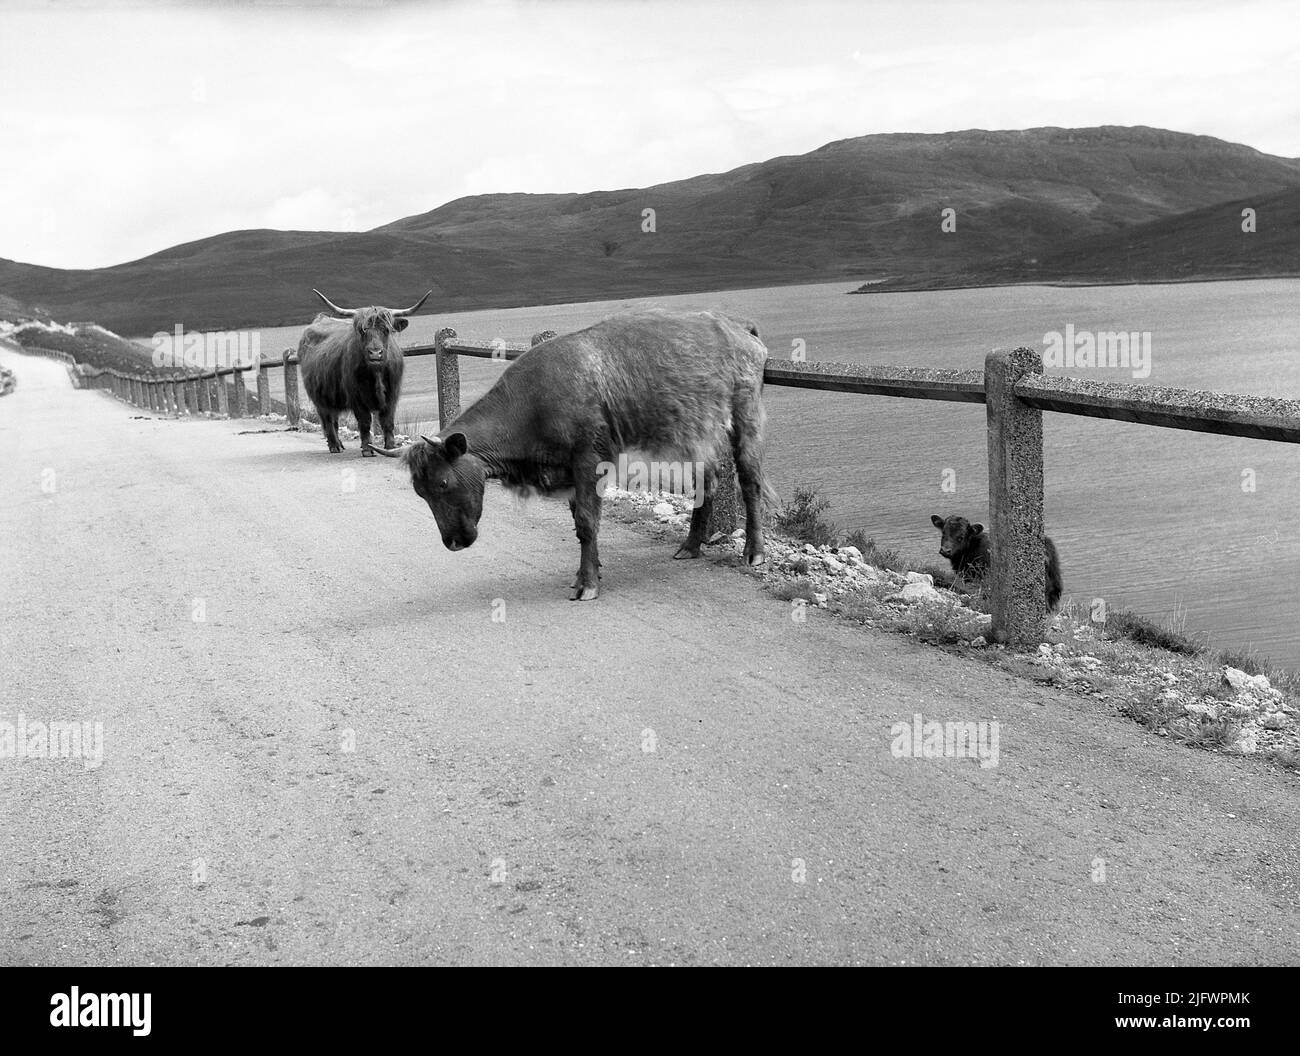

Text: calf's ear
xmin=393 ymin=317 xmax=410 ymax=332
xmin=971 ymin=523 xmax=984 ymax=536
xmin=444 ymin=431 xmax=469 ymax=460
xmin=930 ymin=515 xmax=945 ymax=529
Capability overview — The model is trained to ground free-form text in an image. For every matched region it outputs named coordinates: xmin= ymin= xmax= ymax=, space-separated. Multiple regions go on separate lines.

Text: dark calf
xmin=930 ymin=514 xmax=1063 ymax=611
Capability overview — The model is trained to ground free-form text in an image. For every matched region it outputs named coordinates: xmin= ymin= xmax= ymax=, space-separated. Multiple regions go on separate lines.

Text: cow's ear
xmin=930 ymin=515 xmax=945 ymax=529
xmin=971 ymin=523 xmax=984 ymax=536
xmin=444 ymin=431 xmax=469 ymax=460
xmin=393 ymin=317 xmax=410 ymax=332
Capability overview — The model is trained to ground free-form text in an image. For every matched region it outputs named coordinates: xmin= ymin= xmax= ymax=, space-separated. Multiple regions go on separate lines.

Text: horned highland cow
xmin=296 ymin=289 xmax=431 ymax=455
xmin=373 ymin=310 xmax=774 ymax=600
xmin=930 ymin=514 xmax=1063 ymax=611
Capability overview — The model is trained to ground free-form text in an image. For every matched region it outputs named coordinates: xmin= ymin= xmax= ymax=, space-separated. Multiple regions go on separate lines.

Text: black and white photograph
xmin=0 ymin=0 xmax=1297 ymax=1007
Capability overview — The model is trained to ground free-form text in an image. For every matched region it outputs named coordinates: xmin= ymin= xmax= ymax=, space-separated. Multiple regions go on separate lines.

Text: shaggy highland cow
xmin=930 ymin=514 xmax=1063 ymax=611
xmin=374 ymin=310 xmax=774 ymax=600
xmin=296 ymin=289 xmax=431 ymax=455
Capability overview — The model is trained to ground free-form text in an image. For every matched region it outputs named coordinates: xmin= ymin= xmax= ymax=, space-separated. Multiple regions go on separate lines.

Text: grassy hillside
xmin=856 ymin=185 xmax=1300 ymax=292
xmin=2 ymin=126 xmax=1299 ymax=333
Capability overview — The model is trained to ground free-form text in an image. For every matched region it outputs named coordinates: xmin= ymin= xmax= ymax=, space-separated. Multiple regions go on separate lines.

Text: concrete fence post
xmin=231 ymin=368 xmax=248 ymax=418
xmin=256 ymin=361 xmax=270 ymax=416
xmin=171 ymin=375 xmax=185 ymax=415
xmin=196 ymin=370 xmax=211 ymax=415
xmin=155 ymin=377 xmax=169 ymax=414
xmin=136 ymin=376 xmax=146 ymax=407
xmin=531 ymin=330 xmax=557 ymax=347
xmin=435 ymin=327 xmax=460 ymax=429
xmin=708 ymin=450 xmax=740 ymax=537
xmin=282 ymin=349 xmax=301 ymax=429
xmin=147 ymin=379 xmax=159 ymax=413
xmin=184 ymin=372 xmax=199 ymax=414
xmin=215 ymin=369 xmax=230 ymax=417
xmin=985 ymin=346 xmax=1046 ymax=645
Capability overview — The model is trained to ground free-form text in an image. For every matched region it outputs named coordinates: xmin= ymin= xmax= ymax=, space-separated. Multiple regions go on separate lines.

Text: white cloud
xmin=0 ymin=0 xmax=1296 ymax=268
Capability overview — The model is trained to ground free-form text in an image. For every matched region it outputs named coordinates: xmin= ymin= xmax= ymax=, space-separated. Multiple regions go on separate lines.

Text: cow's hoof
xmin=745 ymin=550 xmax=767 ymax=567
xmin=570 ymin=585 xmax=600 ymax=601
xmin=361 ymin=445 xmax=375 ymax=458
xmin=673 ymin=544 xmax=702 ymax=560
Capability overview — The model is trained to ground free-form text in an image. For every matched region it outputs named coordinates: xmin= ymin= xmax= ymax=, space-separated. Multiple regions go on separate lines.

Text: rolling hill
xmin=2 ymin=126 xmax=1299 ymax=334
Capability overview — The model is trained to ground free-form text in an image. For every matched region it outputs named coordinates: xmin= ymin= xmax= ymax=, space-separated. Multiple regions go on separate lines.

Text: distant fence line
xmin=13 ymin=329 xmax=1300 ymax=646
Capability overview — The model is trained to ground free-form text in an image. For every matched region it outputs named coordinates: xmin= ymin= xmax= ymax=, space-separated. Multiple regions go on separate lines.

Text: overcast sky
xmin=1 ymin=0 xmax=1296 ymax=269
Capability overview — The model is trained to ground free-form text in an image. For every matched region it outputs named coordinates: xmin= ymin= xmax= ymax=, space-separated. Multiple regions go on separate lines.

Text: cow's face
xmin=405 ymin=432 xmax=484 ymax=551
xmin=931 ymin=514 xmax=983 ymax=560
xmin=353 ymin=307 xmax=409 ymax=365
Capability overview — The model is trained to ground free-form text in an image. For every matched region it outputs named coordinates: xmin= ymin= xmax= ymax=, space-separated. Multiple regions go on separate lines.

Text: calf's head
xmin=404 ymin=433 xmax=485 ymax=551
xmin=930 ymin=514 xmax=983 ymax=560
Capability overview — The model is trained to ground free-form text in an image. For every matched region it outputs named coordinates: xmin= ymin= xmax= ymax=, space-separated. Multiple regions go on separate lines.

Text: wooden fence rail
xmin=12 ymin=329 xmax=1300 ymax=647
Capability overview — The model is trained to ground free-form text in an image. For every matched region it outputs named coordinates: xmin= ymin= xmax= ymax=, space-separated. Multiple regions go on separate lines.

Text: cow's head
xmin=312 ymin=289 xmax=433 ymax=365
xmin=930 ymin=514 xmax=983 ymax=560
xmin=404 ymin=432 xmax=485 ymax=551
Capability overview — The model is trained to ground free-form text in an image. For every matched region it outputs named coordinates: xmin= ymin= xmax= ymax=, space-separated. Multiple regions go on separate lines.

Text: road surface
xmin=1 ymin=346 xmax=1297 ymax=965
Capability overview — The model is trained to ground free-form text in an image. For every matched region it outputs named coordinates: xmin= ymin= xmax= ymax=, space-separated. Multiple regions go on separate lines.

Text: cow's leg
xmin=568 ymin=498 xmax=601 ymax=584
xmin=352 ymin=405 xmax=375 ymax=456
xmin=322 ymin=412 xmax=344 ymax=453
xmin=377 ymin=403 xmax=398 ymax=451
xmin=732 ymin=431 xmax=767 ymax=567
xmin=673 ymin=461 xmax=716 ymax=559
xmin=570 ymin=457 xmax=602 ymax=600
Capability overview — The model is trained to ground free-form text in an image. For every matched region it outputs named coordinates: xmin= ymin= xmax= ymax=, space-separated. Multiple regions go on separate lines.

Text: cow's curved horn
xmin=312 ymin=289 xmax=356 ymax=315
xmin=366 ymin=443 xmax=403 ymax=458
xmin=419 ymin=434 xmax=441 ymax=446
xmin=390 ymin=290 xmax=433 ymax=317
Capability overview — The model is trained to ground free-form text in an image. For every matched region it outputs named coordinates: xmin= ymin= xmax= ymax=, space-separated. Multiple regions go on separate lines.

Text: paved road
xmin=1 ymin=346 xmax=1297 ymax=966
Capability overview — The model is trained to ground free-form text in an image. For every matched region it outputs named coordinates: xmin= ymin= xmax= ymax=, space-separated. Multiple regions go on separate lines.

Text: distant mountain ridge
xmin=2 ymin=126 xmax=1298 ymax=333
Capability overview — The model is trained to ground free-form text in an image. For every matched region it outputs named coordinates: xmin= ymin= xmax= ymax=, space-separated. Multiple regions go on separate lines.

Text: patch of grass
xmin=1218 ymin=647 xmax=1263 ymax=675
xmin=774 ymin=486 xmax=838 ymax=548
xmin=1265 ymin=748 xmax=1300 ymax=772
xmin=848 ymin=535 xmax=906 ymax=573
xmin=771 ymin=577 xmax=817 ymax=603
xmin=789 ymin=557 xmax=811 ymax=575
xmin=1103 ymin=610 xmax=1203 ymax=656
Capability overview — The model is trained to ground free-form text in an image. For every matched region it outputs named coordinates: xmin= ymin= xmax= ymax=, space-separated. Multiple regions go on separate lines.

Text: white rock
xmin=812 ymin=592 xmax=828 ymax=607
xmin=840 ymin=546 xmax=862 ymax=561
xmin=970 ymin=636 xmax=987 ymax=648
xmin=651 ymin=501 xmax=675 ymax=517
xmin=1223 ymin=666 xmax=1275 ymax=697
xmin=821 ymin=555 xmax=845 ymax=574
xmin=1262 ymin=711 xmax=1289 ymax=730
xmin=890 ymin=581 xmax=942 ymax=604
xmin=905 ymin=571 xmax=933 ymax=586
xmin=803 ymin=543 xmax=818 ymax=554
xmin=1232 ymin=724 xmax=1261 ymax=754
xmin=1183 ymin=702 xmax=1221 ymax=721
xmin=730 ymin=528 xmax=746 ymax=539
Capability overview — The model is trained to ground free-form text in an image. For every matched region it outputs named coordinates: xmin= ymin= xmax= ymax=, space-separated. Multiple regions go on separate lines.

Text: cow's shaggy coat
xmin=381 ymin=310 xmax=774 ymax=600
xmin=297 ymin=291 xmax=429 ymax=455
xmin=930 ymin=513 xmax=1063 ymax=611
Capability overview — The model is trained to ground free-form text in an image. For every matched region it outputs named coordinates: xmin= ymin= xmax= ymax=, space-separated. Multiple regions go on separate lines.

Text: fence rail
xmin=12 ymin=325 xmax=1300 ymax=647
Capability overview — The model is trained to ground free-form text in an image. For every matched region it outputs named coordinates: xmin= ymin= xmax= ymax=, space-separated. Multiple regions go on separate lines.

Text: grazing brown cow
xmin=930 ymin=514 xmax=1063 ymax=611
xmin=297 ymin=289 xmax=431 ymax=455
xmin=374 ymin=310 xmax=774 ymax=599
